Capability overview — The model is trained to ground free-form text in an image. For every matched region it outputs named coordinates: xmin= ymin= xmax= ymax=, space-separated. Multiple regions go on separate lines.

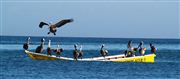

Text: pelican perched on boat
xmin=23 ymin=37 xmax=30 ymax=50
xmin=78 ymin=45 xmax=83 ymax=59
xmin=100 ymin=44 xmax=108 ymax=57
xmin=47 ymin=40 xmax=52 ymax=56
xmin=35 ymin=38 xmax=45 ymax=53
xmin=138 ymin=41 xmax=146 ymax=56
xmin=73 ymin=44 xmax=79 ymax=61
xmin=150 ymin=43 xmax=156 ymax=54
xmin=39 ymin=19 xmax=73 ymax=35
xmin=53 ymin=44 xmax=63 ymax=57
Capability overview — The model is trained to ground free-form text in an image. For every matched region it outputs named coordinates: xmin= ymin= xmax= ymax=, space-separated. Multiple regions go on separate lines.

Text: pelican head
xmin=102 ymin=44 xmax=105 ymax=47
xmin=41 ymin=38 xmax=45 ymax=42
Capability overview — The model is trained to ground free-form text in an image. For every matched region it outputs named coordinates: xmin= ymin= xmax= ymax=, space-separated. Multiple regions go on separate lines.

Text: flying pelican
xmin=39 ymin=19 xmax=73 ymax=35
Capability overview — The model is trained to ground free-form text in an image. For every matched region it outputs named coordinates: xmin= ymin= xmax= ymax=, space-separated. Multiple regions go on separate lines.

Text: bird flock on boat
xmin=23 ymin=18 xmax=157 ymax=61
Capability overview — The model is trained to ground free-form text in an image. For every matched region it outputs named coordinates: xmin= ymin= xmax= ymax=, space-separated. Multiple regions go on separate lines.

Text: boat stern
xmin=111 ymin=54 xmax=156 ymax=63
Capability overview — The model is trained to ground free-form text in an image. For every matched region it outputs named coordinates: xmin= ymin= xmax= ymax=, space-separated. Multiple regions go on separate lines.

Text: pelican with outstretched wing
xmin=39 ymin=19 xmax=73 ymax=35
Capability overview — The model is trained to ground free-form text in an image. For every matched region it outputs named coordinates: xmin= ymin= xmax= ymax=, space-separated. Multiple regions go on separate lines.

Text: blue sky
xmin=0 ymin=0 xmax=179 ymax=38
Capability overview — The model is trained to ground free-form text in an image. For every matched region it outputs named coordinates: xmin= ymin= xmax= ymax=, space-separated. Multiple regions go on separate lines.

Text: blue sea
xmin=0 ymin=36 xmax=180 ymax=79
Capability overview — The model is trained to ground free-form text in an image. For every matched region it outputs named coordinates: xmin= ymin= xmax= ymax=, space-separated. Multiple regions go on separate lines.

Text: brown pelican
xmin=54 ymin=44 xmax=63 ymax=57
xmin=100 ymin=44 xmax=108 ymax=57
xmin=127 ymin=40 xmax=133 ymax=51
xmin=47 ymin=40 xmax=52 ymax=56
xmin=138 ymin=41 xmax=146 ymax=56
xmin=150 ymin=43 xmax=156 ymax=54
xmin=78 ymin=45 xmax=83 ymax=59
xmin=73 ymin=44 xmax=79 ymax=61
xmin=35 ymin=38 xmax=45 ymax=53
xmin=39 ymin=19 xmax=73 ymax=35
xmin=23 ymin=37 xmax=30 ymax=50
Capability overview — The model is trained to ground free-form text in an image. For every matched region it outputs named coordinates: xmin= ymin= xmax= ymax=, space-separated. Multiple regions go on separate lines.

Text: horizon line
xmin=0 ymin=35 xmax=180 ymax=40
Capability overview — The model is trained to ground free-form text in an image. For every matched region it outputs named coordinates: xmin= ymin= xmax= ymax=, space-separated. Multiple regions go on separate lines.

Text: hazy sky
xmin=0 ymin=0 xmax=179 ymax=38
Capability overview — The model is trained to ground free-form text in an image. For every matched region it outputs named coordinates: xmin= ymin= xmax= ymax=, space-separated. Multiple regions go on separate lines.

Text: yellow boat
xmin=25 ymin=50 xmax=156 ymax=63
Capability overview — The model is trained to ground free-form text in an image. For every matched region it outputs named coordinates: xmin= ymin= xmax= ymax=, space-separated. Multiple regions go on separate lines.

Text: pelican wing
xmin=55 ymin=19 xmax=73 ymax=28
xmin=39 ymin=22 xmax=49 ymax=28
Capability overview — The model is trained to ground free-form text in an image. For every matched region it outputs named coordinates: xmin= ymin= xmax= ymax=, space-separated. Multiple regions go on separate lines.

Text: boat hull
xmin=25 ymin=50 xmax=156 ymax=63
xmin=110 ymin=54 xmax=155 ymax=62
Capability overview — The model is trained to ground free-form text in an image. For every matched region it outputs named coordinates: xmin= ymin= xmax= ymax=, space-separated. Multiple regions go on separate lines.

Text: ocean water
xmin=0 ymin=36 xmax=180 ymax=79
